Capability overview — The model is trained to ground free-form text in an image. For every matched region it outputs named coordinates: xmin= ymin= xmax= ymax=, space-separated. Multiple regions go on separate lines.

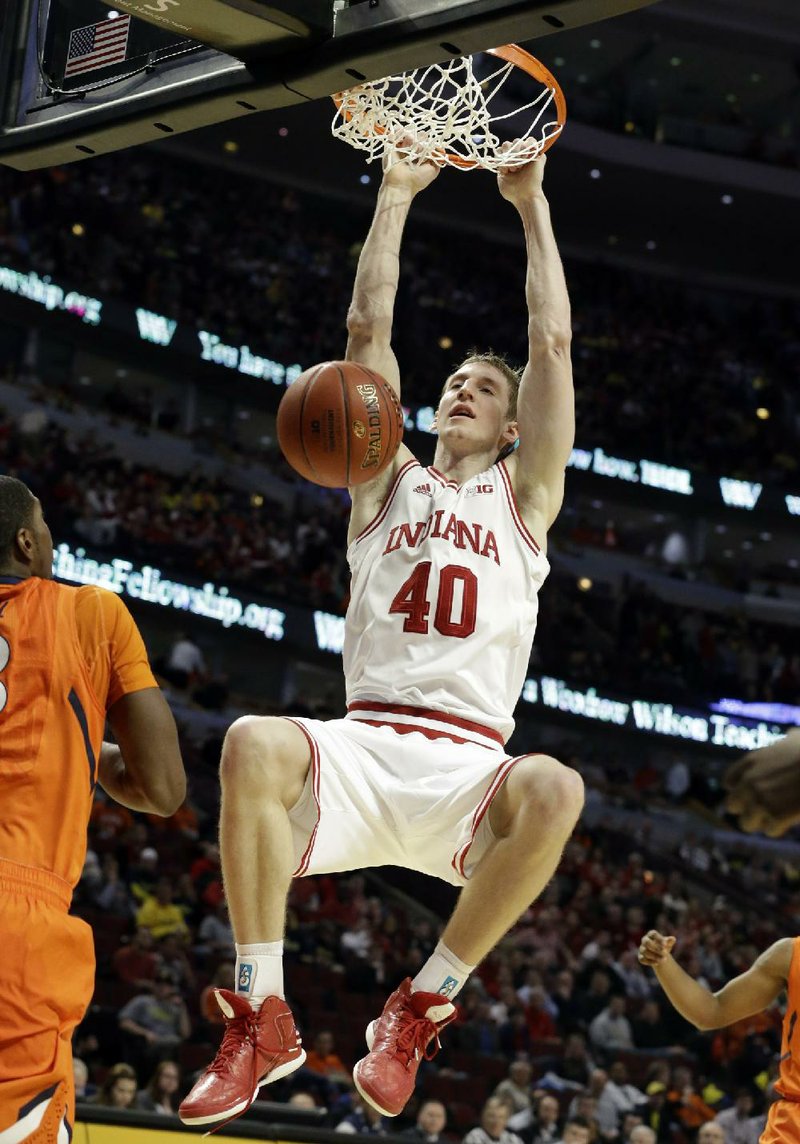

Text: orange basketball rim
xmin=331 ymin=43 xmax=567 ymax=172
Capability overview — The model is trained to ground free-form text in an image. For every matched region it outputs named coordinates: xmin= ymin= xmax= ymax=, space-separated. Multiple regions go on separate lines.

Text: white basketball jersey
xmin=344 ymin=458 xmax=550 ymax=745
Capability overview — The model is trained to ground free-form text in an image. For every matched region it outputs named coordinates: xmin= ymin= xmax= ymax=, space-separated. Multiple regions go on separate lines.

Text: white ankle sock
xmin=235 ymin=941 xmax=284 ymax=1007
xmin=412 ymin=941 xmax=475 ymax=1000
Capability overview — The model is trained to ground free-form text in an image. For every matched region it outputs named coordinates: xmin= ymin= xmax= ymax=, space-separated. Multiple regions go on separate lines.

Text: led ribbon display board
xmin=2 ymin=262 xmax=797 ymax=522
xmin=46 ymin=543 xmax=797 ymax=752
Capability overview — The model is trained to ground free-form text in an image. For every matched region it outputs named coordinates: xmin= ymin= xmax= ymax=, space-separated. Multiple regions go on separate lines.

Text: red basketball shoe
xmin=353 ymin=978 xmax=456 ymax=1117
xmin=179 ymin=989 xmax=305 ymax=1127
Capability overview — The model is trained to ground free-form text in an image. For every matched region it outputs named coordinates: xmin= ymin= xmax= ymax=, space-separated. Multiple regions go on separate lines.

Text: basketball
xmin=276 ymin=361 xmax=404 ymax=488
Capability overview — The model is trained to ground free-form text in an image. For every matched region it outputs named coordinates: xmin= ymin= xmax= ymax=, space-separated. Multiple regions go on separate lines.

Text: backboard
xmin=0 ymin=0 xmax=659 ymax=170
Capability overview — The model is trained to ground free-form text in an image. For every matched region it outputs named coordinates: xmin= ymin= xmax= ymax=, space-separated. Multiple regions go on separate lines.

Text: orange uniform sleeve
xmin=73 ymin=586 xmax=158 ymax=710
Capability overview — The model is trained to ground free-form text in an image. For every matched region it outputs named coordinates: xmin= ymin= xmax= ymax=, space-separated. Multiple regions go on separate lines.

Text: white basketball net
xmin=332 ymin=54 xmax=562 ymax=171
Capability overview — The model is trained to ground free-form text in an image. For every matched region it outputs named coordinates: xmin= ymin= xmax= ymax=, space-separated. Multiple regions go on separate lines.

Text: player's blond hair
xmin=446 ymin=349 xmax=522 ymax=420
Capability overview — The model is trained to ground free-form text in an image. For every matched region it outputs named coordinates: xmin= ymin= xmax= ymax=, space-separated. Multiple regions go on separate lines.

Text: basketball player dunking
xmin=180 ymin=150 xmax=584 ymax=1128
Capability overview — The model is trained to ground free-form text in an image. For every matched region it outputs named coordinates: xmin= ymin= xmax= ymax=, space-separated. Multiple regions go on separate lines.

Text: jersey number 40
xmin=389 ymin=562 xmax=477 ymax=638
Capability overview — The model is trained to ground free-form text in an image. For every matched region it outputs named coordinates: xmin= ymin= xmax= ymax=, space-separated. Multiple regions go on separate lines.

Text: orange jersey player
xmin=639 ymin=928 xmax=799 ymax=1143
xmin=0 ymin=475 xmax=186 ymax=1143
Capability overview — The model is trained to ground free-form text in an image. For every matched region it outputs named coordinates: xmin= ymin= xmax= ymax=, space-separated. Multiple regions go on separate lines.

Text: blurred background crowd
xmin=1 ymin=2 xmax=799 ymax=1141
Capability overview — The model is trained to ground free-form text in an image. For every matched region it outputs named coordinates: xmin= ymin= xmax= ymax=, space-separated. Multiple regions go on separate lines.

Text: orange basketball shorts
xmin=0 ymin=860 xmax=95 ymax=1140
xmin=762 ymin=1099 xmax=800 ymax=1144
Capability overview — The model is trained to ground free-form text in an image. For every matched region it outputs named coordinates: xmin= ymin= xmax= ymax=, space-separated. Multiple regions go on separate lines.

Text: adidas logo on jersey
xmin=413 ymin=483 xmax=433 ymax=496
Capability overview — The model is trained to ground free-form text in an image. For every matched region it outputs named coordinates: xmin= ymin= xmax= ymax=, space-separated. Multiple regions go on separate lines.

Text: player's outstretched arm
xmin=345 ymin=151 xmax=439 ymax=397
xmin=724 ymin=729 xmax=800 ymax=836
xmin=498 ymin=153 xmax=574 ymax=531
xmin=102 ymin=688 xmax=186 ymax=815
xmin=638 ymin=929 xmax=791 ymax=1030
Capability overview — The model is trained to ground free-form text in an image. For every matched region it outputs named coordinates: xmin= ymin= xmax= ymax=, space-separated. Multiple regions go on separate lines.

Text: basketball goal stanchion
xmin=331 ymin=44 xmax=566 ymax=171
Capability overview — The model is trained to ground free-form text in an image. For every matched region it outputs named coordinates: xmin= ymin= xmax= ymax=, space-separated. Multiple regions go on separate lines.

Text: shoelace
xmin=208 ymin=1009 xmax=261 ymax=1076
xmin=395 ymin=1013 xmax=440 ymax=1068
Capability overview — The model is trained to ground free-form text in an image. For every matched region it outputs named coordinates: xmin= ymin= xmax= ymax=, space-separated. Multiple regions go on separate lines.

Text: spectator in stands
xmin=712 ymin=1089 xmax=765 ymax=1144
xmin=190 ymin=841 xmax=224 ymax=908
xmin=618 ymin=1112 xmax=644 ymax=1140
xmin=588 ymin=995 xmax=635 ymax=1055
xmin=641 ymin=1082 xmax=676 ymax=1143
xmin=613 ymin=950 xmax=652 ymax=1003
xmin=698 ymin=1123 xmax=727 ymax=1144
xmin=546 ymin=1033 xmax=594 ymax=1089
xmin=404 ymin=1100 xmax=448 ymax=1144
xmin=128 ymin=846 xmax=161 ymax=902
xmin=460 ymin=994 xmax=503 ymax=1056
xmin=665 ymin=1064 xmax=718 ymax=1133
xmin=336 ymin=1095 xmax=387 ymax=1135
xmin=490 ymin=983 xmax=527 ymax=1028
xmin=196 ymin=900 xmax=235 ymax=961
xmin=136 ymin=876 xmax=190 ymax=940
xmin=554 ymin=1118 xmax=592 ymax=1144
xmin=576 ymin=971 xmax=615 ymax=1029
xmin=161 ymin=631 xmax=207 ymax=690
xmin=464 ymin=1097 xmax=525 ymax=1144
xmin=148 ymin=796 xmax=201 ymax=841
xmin=305 ymin=1030 xmax=351 ymax=1088
xmin=529 ymin=1093 xmax=562 ymax=1144
xmin=89 ymin=788 xmax=135 ymax=847
xmin=93 ymin=854 xmax=137 ymax=919
xmin=630 ymin=999 xmax=679 ymax=1053
xmin=113 ymin=927 xmax=160 ymax=992
xmin=288 ymin=1092 xmax=319 ymax=1109
xmin=137 ymin=1060 xmax=181 ymax=1115
xmin=92 ymin=1063 xmax=139 ymax=1109
xmin=595 ymin=1063 xmax=646 ymax=1139
xmin=569 ymin=1093 xmax=601 ymax=1140
xmin=118 ymin=968 xmax=191 ymax=1071
xmin=157 ymin=931 xmax=197 ymax=993
xmin=77 ymin=849 xmax=104 ymax=904
xmin=494 ymin=1059 xmax=534 ymax=1114
xmin=526 ymin=987 xmax=559 ymax=1042
xmin=341 ymin=914 xmax=375 ymax=963
xmin=627 ymin=1128 xmax=655 ymax=1144
xmin=551 ymin=970 xmax=582 ymax=1035
xmin=73 ymin=1058 xmax=91 ymax=1102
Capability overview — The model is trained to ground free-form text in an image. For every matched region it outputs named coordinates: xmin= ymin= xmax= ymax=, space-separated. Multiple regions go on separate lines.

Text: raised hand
xmin=381 ymin=135 xmax=441 ymax=196
xmin=638 ymin=929 xmax=677 ymax=967
xmin=497 ymin=147 xmax=546 ymax=205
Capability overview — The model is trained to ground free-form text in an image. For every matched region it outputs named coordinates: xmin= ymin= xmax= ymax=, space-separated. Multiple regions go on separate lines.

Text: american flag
xmin=64 ymin=14 xmax=131 ymax=79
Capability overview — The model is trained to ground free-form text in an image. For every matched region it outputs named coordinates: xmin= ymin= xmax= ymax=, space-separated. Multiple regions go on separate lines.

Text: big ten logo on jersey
xmin=465 ymin=483 xmax=494 ymax=497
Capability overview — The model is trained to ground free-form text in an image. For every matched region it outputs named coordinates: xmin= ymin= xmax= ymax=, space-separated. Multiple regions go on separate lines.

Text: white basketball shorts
xmin=286 ymin=714 xmax=529 ymax=888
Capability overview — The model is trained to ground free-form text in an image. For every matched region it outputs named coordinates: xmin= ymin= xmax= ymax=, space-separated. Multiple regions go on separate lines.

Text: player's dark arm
xmin=101 ymin=688 xmax=186 ymax=815
xmin=345 ymin=155 xmax=439 ymax=397
xmin=499 ymin=154 xmax=574 ymax=529
xmin=639 ymin=930 xmax=791 ymax=1030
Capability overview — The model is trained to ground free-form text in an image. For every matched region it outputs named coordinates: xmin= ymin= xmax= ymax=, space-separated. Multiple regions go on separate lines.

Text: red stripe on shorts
xmin=347 ymin=701 xmax=504 ymax=747
xmin=452 ymin=753 xmax=544 ymax=878
xmin=285 ymin=719 xmax=321 ymax=877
